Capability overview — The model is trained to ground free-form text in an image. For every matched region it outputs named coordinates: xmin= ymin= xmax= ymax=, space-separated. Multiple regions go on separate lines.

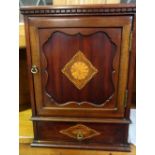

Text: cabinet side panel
xmin=24 ymin=16 xmax=38 ymax=139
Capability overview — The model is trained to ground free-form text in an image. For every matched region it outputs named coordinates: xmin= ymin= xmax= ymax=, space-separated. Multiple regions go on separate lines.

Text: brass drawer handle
xmin=76 ymin=131 xmax=84 ymax=141
xmin=31 ymin=65 xmax=38 ymax=74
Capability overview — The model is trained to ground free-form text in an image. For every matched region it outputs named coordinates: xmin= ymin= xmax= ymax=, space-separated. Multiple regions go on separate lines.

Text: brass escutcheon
xmin=76 ymin=131 xmax=84 ymax=141
xmin=31 ymin=65 xmax=38 ymax=74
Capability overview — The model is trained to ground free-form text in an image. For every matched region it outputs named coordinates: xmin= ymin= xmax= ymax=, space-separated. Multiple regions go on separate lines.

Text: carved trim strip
xmin=45 ymin=92 xmax=114 ymax=107
xmin=20 ymin=6 xmax=136 ymax=16
xmin=50 ymin=94 xmax=114 ymax=107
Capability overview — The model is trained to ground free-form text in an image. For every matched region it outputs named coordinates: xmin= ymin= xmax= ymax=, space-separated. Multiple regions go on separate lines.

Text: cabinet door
xmin=29 ymin=16 xmax=132 ymax=118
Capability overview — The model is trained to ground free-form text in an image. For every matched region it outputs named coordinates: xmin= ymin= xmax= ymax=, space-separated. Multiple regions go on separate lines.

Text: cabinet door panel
xmin=29 ymin=16 xmax=132 ymax=118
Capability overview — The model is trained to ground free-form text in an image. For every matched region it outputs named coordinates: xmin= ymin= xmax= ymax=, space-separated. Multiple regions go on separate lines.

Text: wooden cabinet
xmin=20 ymin=4 xmax=136 ymax=151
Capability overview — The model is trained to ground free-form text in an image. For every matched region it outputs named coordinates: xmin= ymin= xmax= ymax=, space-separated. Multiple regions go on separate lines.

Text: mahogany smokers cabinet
xmin=20 ymin=4 xmax=136 ymax=151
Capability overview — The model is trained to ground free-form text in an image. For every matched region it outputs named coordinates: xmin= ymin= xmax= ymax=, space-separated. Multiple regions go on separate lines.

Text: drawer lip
xmin=31 ymin=116 xmax=131 ymax=124
xmin=31 ymin=140 xmax=131 ymax=152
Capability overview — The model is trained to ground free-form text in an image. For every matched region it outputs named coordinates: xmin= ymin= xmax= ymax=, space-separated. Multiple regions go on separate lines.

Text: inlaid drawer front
xmin=36 ymin=122 xmax=128 ymax=144
xmin=60 ymin=124 xmax=100 ymax=141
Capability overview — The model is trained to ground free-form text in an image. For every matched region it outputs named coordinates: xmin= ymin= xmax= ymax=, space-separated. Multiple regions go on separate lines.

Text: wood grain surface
xmin=19 ymin=109 xmax=135 ymax=154
xmin=20 ymin=4 xmax=136 ymax=151
xmin=20 ymin=143 xmax=136 ymax=155
xmin=19 ymin=23 xmax=136 ymax=109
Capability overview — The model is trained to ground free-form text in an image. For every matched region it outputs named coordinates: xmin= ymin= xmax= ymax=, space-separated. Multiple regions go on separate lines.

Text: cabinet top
xmin=20 ymin=4 xmax=136 ymax=16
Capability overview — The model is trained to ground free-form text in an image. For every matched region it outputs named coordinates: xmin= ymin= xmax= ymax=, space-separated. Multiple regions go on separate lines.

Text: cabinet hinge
xmin=129 ymin=31 xmax=133 ymax=52
xmin=124 ymin=90 xmax=128 ymax=108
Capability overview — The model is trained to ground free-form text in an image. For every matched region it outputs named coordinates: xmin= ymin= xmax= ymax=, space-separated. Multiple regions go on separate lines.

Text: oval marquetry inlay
xmin=60 ymin=124 xmax=100 ymax=141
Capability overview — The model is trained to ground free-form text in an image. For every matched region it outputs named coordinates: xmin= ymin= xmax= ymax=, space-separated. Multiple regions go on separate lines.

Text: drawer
xmin=32 ymin=121 xmax=130 ymax=151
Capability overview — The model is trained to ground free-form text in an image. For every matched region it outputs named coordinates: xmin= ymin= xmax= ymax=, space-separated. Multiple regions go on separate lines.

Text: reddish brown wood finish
xmin=37 ymin=122 xmax=128 ymax=143
xmin=33 ymin=122 xmax=130 ymax=151
xmin=21 ymin=4 xmax=136 ymax=151
xmin=19 ymin=49 xmax=30 ymax=109
xmin=28 ymin=15 xmax=131 ymax=118
xmin=42 ymin=30 xmax=117 ymax=105
xmin=127 ymin=15 xmax=136 ymax=111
